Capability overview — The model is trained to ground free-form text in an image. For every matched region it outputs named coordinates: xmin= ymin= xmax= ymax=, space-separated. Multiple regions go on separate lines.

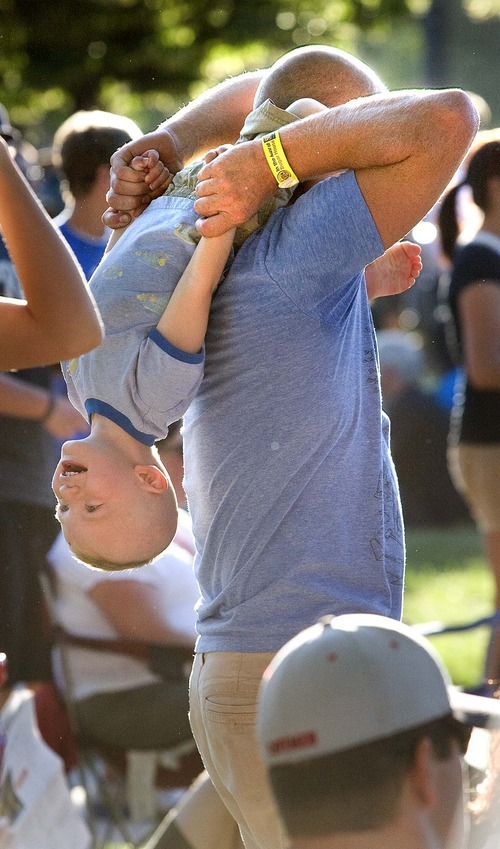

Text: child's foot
xmin=366 ymin=241 xmax=422 ymax=300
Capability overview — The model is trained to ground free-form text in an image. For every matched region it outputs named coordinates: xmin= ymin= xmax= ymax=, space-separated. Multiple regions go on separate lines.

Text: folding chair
xmin=39 ymin=568 xmax=202 ymax=849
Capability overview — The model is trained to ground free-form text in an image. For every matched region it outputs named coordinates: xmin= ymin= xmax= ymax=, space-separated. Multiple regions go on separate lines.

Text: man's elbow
xmin=437 ymin=89 xmax=480 ymax=156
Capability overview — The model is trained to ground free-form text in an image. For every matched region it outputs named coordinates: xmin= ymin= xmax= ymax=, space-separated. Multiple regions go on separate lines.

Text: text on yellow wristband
xmin=261 ymin=131 xmax=299 ymax=189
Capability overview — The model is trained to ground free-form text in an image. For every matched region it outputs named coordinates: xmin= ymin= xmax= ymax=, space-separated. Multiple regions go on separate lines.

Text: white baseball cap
xmin=257 ymin=613 xmax=500 ymax=766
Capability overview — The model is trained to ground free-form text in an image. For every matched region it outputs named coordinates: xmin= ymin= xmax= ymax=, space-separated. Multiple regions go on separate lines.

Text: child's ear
xmin=134 ymin=464 xmax=168 ymax=492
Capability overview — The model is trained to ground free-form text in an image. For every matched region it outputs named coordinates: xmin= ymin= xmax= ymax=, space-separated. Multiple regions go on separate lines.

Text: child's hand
xmin=129 ymin=149 xmax=171 ymax=192
xmin=203 ymin=144 xmax=234 ymax=164
xmin=366 ymin=241 xmax=422 ymax=301
xmin=109 ymin=149 xmax=172 ymax=225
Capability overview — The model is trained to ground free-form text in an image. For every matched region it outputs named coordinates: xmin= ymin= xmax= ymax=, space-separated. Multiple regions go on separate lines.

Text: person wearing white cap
xmin=257 ymin=614 xmax=500 ymax=849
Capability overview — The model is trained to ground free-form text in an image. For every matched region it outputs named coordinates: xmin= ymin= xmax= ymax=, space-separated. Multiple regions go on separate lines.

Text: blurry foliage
xmin=0 ymin=0 xmax=498 ymax=146
xmin=0 ymin=0 xmax=416 ymax=143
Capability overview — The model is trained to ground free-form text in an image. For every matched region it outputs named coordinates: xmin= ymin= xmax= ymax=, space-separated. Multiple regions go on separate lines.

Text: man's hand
xmin=103 ymin=129 xmax=183 ymax=229
xmin=194 ymin=140 xmax=277 ymax=237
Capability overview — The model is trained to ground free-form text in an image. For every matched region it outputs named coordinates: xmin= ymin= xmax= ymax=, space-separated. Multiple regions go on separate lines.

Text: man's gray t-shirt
xmin=183 ymin=170 xmax=404 ymax=652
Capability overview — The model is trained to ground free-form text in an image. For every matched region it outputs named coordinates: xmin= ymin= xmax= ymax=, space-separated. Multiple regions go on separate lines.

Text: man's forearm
xmin=160 ymin=70 xmax=264 ymax=165
xmin=273 ymin=90 xmax=465 ymax=181
xmin=193 ymin=87 xmax=478 ymax=245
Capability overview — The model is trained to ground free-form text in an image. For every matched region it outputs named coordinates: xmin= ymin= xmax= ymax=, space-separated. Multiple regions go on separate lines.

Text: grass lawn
xmin=403 ymin=522 xmax=493 ymax=688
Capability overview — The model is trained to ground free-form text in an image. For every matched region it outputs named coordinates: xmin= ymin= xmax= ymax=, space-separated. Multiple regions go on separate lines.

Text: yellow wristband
xmin=261 ymin=131 xmax=299 ymax=189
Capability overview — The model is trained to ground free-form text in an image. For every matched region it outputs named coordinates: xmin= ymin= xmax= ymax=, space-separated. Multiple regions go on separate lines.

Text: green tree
xmin=0 ymin=0 xmax=414 ymax=142
xmin=1 ymin=0 xmax=498 ymax=143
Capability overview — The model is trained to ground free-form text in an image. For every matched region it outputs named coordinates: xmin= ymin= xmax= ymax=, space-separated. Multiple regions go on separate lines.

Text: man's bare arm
xmin=103 ymin=70 xmax=264 ymax=228
xmin=0 ymin=374 xmax=87 ymax=438
xmin=193 ymin=89 xmax=478 ymax=248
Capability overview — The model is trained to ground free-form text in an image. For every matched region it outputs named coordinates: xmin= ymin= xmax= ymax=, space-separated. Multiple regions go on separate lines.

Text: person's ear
xmin=95 ymin=162 xmax=113 ymax=189
xmin=409 ymin=736 xmax=437 ymax=809
xmin=134 ymin=465 xmax=169 ymax=493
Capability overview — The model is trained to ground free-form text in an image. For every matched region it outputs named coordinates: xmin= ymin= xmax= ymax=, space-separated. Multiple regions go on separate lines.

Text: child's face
xmin=52 ymin=438 xmax=176 ymax=567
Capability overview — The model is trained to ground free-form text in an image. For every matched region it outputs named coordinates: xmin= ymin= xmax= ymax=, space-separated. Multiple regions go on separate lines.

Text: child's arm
xmin=0 ymin=139 xmax=103 ymax=370
xmin=365 ymin=241 xmax=422 ymax=301
xmin=104 ymin=150 xmax=169 ymax=255
xmin=104 ymin=228 xmax=124 ymax=254
xmin=156 ymin=229 xmax=235 ymax=354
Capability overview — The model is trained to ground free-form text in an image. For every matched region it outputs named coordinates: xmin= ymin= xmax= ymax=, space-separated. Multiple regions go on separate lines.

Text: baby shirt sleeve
xmin=134 ymin=327 xmax=205 ymax=425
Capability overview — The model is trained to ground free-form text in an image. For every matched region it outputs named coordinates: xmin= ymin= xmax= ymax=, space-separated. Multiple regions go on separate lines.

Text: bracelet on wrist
xmin=40 ymin=393 xmax=56 ymax=424
xmin=261 ymin=131 xmax=299 ymax=189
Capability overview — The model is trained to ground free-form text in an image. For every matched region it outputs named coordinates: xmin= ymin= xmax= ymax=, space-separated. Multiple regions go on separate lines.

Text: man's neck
xmin=65 ymin=193 xmax=108 ymax=239
xmin=290 ymin=820 xmax=438 ymax=849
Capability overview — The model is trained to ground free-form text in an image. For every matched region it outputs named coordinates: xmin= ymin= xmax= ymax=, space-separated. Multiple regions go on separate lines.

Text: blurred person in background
xmin=0 ymin=106 xmax=101 ymax=685
xmin=377 ymin=328 xmax=469 ymax=527
xmin=52 ymin=109 xmax=142 ymax=280
xmin=256 ymin=613 xmax=500 ymax=849
xmin=438 ymin=140 xmax=500 ymax=692
xmin=46 ymin=529 xmax=197 ymax=750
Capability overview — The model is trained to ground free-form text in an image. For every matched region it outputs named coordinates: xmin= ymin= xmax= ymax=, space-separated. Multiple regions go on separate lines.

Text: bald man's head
xmin=255 ymin=45 xmax=386 ymax=111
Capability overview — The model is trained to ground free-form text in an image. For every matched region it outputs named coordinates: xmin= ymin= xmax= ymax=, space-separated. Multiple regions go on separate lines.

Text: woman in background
xmin=439 ymin=140 xmax=500 ymax=690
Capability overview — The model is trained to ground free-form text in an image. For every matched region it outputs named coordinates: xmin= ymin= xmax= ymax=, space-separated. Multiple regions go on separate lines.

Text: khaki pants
xmin=189 ymin=651 xmax=287 ymax=849
xmin=448 ymin=443 xmax=500 ymax=532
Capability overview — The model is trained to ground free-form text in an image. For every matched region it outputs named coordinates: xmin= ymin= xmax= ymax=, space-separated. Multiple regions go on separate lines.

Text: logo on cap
xmin=267 ymin=731 xmax=317 ymax=757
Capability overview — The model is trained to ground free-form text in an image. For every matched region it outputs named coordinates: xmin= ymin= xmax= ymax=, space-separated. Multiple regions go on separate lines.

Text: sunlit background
xmin=1 ymin=0 xmax=498 ymax=147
